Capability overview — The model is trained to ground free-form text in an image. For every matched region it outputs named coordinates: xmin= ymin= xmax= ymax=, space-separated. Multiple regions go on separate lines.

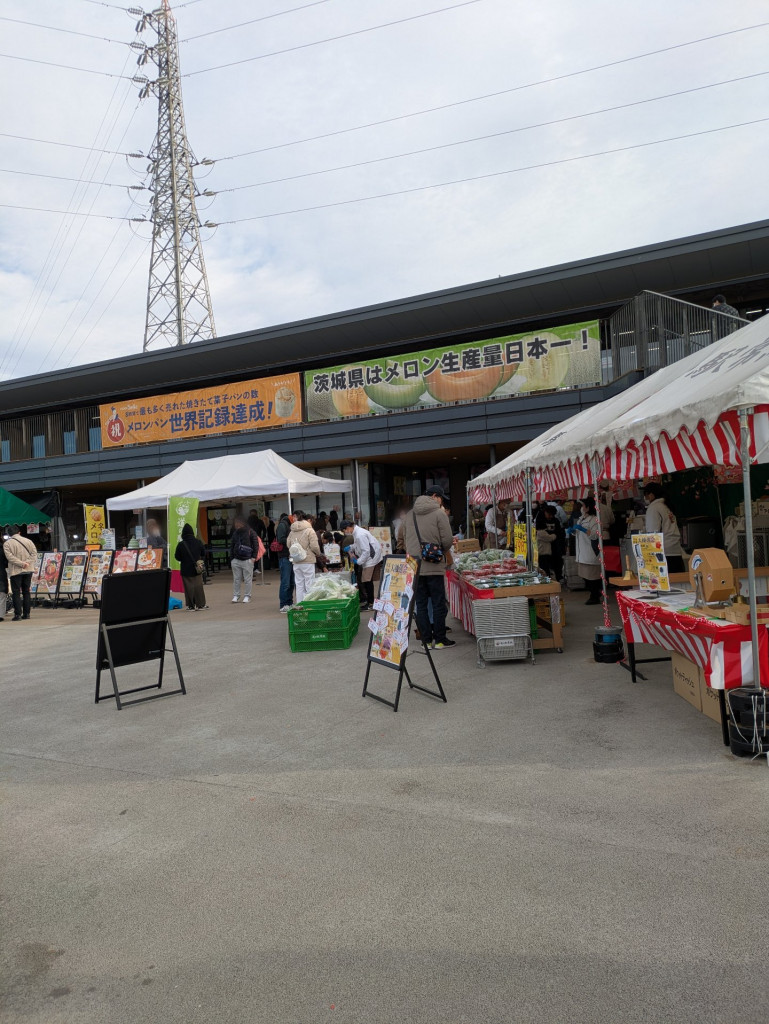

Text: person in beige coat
xmin=288 ymin=511 xmax=321 ymax=604
xmin=3 ymin=526 xmax=38 ymax=621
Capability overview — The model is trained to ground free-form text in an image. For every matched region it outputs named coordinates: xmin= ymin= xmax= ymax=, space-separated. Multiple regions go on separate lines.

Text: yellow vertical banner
xmin=84 ymin=505 xmax=106 ymax=546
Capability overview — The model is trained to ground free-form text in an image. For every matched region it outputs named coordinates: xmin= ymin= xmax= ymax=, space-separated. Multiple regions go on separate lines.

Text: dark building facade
xmin=1 ymin=219 xmax=768 ymax=542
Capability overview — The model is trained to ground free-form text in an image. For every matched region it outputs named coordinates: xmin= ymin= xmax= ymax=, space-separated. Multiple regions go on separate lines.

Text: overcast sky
xmin=0 ymin=0 xmax=766 ymax=382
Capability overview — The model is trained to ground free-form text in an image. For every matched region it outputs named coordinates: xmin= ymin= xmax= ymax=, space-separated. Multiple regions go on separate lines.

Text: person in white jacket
xmin=643 ymin=484 xmax=685 ymax=573
xmin=341 ymin=520 xmax=383 ymax=610
xmin=569 ymin=497 xmax=603 ymax=605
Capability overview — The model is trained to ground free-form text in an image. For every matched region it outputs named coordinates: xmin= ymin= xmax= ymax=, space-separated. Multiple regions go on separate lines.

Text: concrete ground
xmin=1 ymin=567 xmax=767 ymax=1023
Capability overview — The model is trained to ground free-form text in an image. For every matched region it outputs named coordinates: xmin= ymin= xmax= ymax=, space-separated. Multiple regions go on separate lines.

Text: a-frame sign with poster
xmin=362 ymin=554 xmax=447 ymax=712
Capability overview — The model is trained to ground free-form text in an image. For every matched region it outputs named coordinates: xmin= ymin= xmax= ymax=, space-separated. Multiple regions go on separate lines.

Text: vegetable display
xmin=300 ymin=576 xmax=359 ymax=602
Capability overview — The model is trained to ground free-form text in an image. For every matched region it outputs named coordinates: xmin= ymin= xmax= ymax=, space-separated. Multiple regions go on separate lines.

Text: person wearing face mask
xmin=643 ymin=484 xmax=685 ymax=573
xmin=568 ymin=497 xmax=602 ymax=605
xmin=145 ymin=518 xmax=168 ymax=568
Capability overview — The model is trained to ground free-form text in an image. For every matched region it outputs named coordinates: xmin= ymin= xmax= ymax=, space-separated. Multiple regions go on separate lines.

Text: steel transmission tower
xmin=133 ymin=1 xmax=216 ymax=350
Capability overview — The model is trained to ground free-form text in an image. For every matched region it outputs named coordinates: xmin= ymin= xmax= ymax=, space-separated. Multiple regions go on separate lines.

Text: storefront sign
xmin=100 ymin=373 xmax=302 ymax=448
xmin=304 ymin=321 xmax=601 ymax=421
xmin=168 ymin=496 xmax=200 ymax=571
xmin=632 ymin=532 xmax=670 ymax=592
xmin=84 ymin=504 xmax=106 ymax=546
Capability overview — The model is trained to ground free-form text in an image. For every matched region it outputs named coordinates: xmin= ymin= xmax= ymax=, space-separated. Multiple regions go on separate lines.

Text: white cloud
xmin=0 ymin=0 xmax=767 ymax=382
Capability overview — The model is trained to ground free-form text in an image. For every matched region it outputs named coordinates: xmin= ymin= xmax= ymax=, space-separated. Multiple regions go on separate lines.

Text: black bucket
xmin=726 ymin=687 xmax=769 ymax=757
xmin=594 ymin=626 xmax=624 ymax=663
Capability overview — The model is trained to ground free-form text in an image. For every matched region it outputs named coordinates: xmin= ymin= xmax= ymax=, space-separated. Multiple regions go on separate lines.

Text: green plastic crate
xmin=288 ymin=616 xmax=359 ymax=652
xmin=288 ymin=594 xmax=359 ymax=633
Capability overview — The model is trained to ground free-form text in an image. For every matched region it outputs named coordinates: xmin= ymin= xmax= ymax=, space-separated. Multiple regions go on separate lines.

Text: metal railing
xmin=607 ymin=291 xmax=748 ymax=380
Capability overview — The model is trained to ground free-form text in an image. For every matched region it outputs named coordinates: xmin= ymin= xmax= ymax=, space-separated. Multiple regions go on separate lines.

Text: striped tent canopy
xmin=469 ymin=314 xmax=769 ymax=501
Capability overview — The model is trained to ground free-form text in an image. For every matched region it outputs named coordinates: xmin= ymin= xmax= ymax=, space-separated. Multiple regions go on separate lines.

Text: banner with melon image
xmin=304 ymin=321 xmax=601 ymax=421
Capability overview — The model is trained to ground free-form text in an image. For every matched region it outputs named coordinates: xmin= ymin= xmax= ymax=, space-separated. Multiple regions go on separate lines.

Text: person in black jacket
xmin=230 ymin=516 xmax=260 ymax=604
xmin=174 ymin=523 xmax=207 ymax=610
xmin=275 ymin=512 xmax=294 ymax=612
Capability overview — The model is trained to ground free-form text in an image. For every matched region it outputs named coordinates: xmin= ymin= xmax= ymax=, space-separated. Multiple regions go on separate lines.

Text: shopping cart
xmin=472 ymin=597 xmax=535 ymax=668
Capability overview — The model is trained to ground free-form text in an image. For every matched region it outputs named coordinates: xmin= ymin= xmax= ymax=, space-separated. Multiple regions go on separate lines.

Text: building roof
xmin=2 ymin=218 xmax=769 ymax=417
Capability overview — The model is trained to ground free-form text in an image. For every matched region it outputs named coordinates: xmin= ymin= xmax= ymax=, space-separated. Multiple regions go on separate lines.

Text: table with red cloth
xmin=447 ymin=569 xmax=564 ymax=652
xmin=616 ymin=589 xmax=769 ymax=690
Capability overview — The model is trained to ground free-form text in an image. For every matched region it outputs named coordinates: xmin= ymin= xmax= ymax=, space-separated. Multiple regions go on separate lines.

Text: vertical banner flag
xmin=84 ymin=505 xmax=106 ymax=547
xmin=168 ymin=496 xmax=200 ymax=571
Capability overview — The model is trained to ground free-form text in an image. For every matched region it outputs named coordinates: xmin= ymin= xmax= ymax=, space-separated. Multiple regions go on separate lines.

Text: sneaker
xmin=433 ymin=639 xmax=457 ymax=649
xmin=280 ymin=606 xmax=290 ymax=613
xmin=243 ymin=596 xmax=250 ymax=603
xmin=232 ymin=596 xmax=239 ymax=603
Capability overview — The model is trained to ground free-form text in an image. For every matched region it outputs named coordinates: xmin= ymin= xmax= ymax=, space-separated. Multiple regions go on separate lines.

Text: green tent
xmin=0 ymin=488 xmax=52 ymax=527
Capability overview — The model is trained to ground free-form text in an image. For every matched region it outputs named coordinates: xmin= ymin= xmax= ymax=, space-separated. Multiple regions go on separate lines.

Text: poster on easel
xmin=28 ymin=553 xmax=44 ymax=595
xmin=59 ymin=552 xmax=88 ymax=595
xmin=84 ymin=550 xmax=114 ymax=596
xmin=368 ymin=554 xmax=418 ymax=667
xmin=36 ymin=552 xmax=64 ymax=598
xmin=136 ymin=547 xmax=163 ymax=571
xmin=632 ymin=532 xmax=670 ymax=593
xmin=368 ymin=526 xmax=393 ymax=557
xmin=112 ymin=549 xmax=139 ymax=574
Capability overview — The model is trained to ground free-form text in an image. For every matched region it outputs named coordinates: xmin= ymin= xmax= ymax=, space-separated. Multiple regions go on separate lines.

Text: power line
xmin=182 ymin=1 xmax=333 ymax=42
xmin=211 ymin=22 xmax=769 ymax=161
xmin=214 ymin=72 xmax=768 ymax=194
xmin=185 ymin=0 xmax=488 ymax=76
xmin=0 ymin=16 xmax=127 ymax=44
xmin=0 ymin=167 xmax=133 ymax=188
xmin=214 ymin=118 xmax=769 ymax=224
xmin=0 ymin=132 xmax=132 ymax=157
xmin=0 ymin=51 xmax=133 ymax=78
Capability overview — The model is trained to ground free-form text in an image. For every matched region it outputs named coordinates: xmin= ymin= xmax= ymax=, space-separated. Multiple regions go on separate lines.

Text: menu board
xmin=84 ymin=550 xmax=113 ymax=595
xmin=112 ymin=549 xmax=138 ymax=574
xmin=367 ymin=554 xmax=418 ymax=667
xmin=37 ymin=552 xmax=63 ymax=597
xmin=368 ymin=526 xmax=393 ymax=556
xmin=632 ymin=532 xmax=670 ymax=593
xmin=28 ymin=553 xmax=44 ymax=595
xmin=59 ymin=552 xmax=88 ymax=595
xmin=136 ymin=547 xmax=163 ymax=571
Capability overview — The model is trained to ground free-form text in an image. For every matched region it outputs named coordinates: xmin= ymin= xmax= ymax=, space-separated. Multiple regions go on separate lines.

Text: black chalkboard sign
xmin=95 ymin=569 xmax=186 ymax=710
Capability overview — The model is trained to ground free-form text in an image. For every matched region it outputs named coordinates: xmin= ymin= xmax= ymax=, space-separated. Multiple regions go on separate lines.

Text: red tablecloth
xmin=447 ymin=570 xmax=495 ymax=635
xmin=616 ymin=590 xmax=769 ymax=690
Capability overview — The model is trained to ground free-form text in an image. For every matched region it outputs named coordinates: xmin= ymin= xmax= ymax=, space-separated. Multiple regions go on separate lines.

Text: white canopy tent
xmin=106 ymin=448 xmax=353 ymax=511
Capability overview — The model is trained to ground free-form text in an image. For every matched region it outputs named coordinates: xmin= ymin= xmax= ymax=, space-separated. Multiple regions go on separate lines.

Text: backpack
xmin=289 ymin=541 xmax=307 ymax=564
xmin=233 ymin=529 xmax=253 ymax=561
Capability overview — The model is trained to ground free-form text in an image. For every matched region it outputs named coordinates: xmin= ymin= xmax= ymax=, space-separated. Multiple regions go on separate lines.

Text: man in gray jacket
xmin=398 ymin=485 xmax=455 ymax=649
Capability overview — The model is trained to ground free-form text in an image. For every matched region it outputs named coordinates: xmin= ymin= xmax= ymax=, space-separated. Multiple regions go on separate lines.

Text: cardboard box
xmin=534 ymin=596 xmax=566 ymax=628
xmin=699 ymin=676 xmax=722 ymax=723
xmin=455 ymin=539 xmax=481 ymax=553
xmin=671 ymin=652 xmax=702 ymax=711
xmin=723 ymin=603 xmax=769 ymax=626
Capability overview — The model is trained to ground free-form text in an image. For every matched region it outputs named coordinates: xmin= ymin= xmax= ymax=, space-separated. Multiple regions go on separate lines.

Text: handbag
xmin=270 ymin=539 xmax=283 ymax=553
xmin=412 ymin=512 xmax=444 ymax=564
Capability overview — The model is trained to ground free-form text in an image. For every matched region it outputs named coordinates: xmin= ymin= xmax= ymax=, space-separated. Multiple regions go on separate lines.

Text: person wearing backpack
xmin=288 ymin=510 xmax=321 ymax=604
xmin=398 ymin=485 xmax=455 ymax=649
xmin=275 ymin=512 xmax=294 ymax=612
xmin=229 ymin=515 xmax=260 ymax=604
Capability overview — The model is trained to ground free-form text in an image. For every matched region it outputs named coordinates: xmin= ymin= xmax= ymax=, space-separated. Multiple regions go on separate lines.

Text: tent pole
xmin=739 ymin=408 xmax=761 ymax=688
xmin=591 ymin=455 xmax=612 ymax=629
xmin=524 ymin=468 xmax=533 ymax=571
xmin=491 ymin=485 xmax=498 ymax=552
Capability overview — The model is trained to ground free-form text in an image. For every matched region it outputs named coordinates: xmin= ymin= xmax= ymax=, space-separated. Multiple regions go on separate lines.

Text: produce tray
xmin=288 ymin=617 xmax=359 ymax=652
xmin=288 ymin=594 xmax=360 ymax=633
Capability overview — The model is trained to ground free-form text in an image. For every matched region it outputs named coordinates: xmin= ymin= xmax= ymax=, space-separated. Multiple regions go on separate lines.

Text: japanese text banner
xmin=101 ymin=373 xmax=302 ymax=448
xmin=304 ymin=321 xmax=601 ymax=421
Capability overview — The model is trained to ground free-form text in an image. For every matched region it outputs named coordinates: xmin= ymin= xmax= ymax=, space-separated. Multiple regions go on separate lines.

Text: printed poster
xmin=37 ymin=552 xmax=63 ymax=597
xmin=84 ymin=550 xmax=113 ymax=595
xmin=112 ymin=549 xmax=138 ymax=574
xmin=368 ymin=526 xmax=393 ymax=557
xmin=513 ymin=522 xmax=538 ymax=563
xmin=136 ymin=547 xmax=163 ymax=571
xmin=84 ymin=505 xmax=106 ymax=546
xmin=28 ymin=552 xmax=44 ymax=595
xmin=59 ymin=552 xmax=88 ymax=595
xmin=305 ymin=320 xmax=601 ymax=421
xmin=100 ymin=372 xmax=302 ymax=448
xmin=368 ymin=554 xmax=419 ymax=667
xmin=632 ymin=532 xmax=670 ymax=592
xmin=168 ymin=496 xmax=200 ymax=572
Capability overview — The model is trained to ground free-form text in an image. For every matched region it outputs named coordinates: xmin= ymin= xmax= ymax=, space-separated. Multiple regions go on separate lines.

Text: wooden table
xmin=610 ymin=566 xmax=769 ymax=587
xmin=447 ymin=570 xmax=564 ymax=653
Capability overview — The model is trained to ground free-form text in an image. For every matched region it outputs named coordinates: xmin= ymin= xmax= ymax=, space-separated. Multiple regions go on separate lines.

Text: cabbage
xmin=301 ymin=576 xmax=359 ymax=602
